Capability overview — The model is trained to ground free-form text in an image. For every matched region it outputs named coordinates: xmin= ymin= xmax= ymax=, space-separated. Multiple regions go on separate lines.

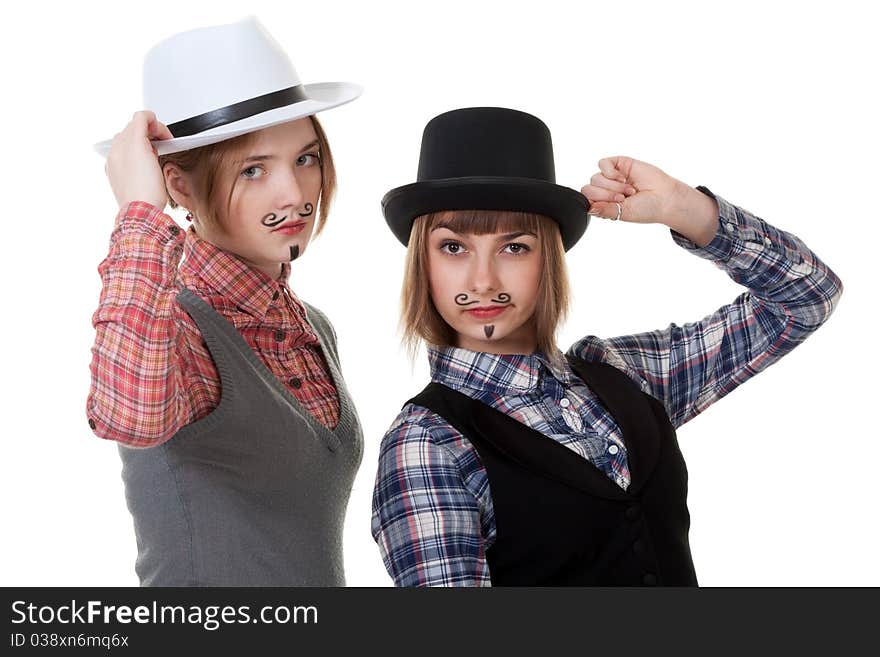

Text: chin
xmin=464 ymin=324 xmax=511 ymax=347
xmin=281 ymin=242 xmax=308 ymax=261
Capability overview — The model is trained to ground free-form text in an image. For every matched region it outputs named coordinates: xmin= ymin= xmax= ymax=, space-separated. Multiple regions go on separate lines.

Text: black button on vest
xmin=408 ymin=354 xmax=698 ymax=586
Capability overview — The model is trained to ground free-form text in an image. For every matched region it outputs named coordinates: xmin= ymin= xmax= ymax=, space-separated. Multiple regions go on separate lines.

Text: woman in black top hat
xmin=370 ymin=107 xmax=843 ymax=586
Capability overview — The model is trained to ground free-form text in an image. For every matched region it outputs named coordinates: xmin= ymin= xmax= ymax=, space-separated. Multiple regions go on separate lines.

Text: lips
xmin=465 ymin=305 xmax=509 ymax=320
xmin=271 ymin=220 xmax=306 ymax=235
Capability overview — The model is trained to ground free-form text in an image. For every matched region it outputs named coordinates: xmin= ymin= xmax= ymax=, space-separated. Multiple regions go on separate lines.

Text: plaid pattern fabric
xmin=87 ymin=202 xmax=340 ymax=447
xmin=371 ymin=190 xmax=843 ymax=586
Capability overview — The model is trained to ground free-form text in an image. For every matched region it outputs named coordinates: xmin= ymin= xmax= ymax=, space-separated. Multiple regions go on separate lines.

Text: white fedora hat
xmin=93 ymin=16 xmax=362 ymax=157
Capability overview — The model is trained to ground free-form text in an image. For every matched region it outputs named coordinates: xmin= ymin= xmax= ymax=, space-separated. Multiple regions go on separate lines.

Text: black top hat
xmin=382 ymin=107 xmax=590 ymax=251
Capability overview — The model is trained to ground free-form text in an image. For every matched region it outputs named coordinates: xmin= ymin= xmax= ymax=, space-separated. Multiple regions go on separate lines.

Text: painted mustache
xmin=261 ymin=203 xmax=313 ymax=227
xmin=261 ymin=213 xmax=286 ymax=228
xmin=454 ymin=293 xmax=511 ymax=306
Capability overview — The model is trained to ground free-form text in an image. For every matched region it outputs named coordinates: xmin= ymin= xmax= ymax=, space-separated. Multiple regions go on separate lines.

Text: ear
xmin=162 ymin=162 xmax=195 ymax=210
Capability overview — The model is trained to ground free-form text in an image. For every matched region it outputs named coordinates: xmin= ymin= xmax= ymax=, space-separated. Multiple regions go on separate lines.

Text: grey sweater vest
xmin=118 ymin=287 xmax=363 ymax=586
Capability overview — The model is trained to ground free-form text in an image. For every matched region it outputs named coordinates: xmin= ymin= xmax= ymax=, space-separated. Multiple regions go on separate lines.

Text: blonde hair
xmin=400 ymin=209 xmax=570 ymax=362
xmin=158 ymin=115 xmax=336 ymax=235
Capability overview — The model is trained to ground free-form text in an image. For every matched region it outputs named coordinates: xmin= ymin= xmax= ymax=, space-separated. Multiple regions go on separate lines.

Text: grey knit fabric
xmin=118 ymin=287 xmax=363 ymax=586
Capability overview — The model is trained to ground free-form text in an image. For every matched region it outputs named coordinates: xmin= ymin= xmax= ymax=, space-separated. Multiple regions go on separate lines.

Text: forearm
xmin=86 ymin=202 xmax=192 ymax=446
xmin=572 ymin=189 xmax=843 ymax=427
xmin=673 ymin=190 xmax=844 ymax=323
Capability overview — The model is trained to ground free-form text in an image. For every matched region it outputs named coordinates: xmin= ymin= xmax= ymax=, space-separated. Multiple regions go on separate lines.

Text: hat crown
xmin=416 ymin=107 xmax=556 ymax=183
xmin=143 ymin=16 xmax=301 ymax=125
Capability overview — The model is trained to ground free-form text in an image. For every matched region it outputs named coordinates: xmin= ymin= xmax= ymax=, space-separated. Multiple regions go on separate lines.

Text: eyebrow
xmin=239 ymin=140 xmax=320 ymax=163
xmin=431 ymin=225 xmax=538 ymax=241
xmin=496 ymin=231 xmax=537 ymax=240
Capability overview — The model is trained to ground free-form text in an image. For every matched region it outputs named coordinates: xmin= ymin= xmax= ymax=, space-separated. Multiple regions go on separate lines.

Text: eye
xmin=439 ymin=240 xmax=466 ymax=255
xmin=242 ymin=165 xmax=267 ymax=179
xmin=504 ymin=242 xmax=531 ymax=255
xmin=296 ymin=153 xmax=320 ymax=166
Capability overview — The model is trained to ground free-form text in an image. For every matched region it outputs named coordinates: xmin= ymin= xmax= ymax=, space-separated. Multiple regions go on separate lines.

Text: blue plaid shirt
xmin=370 ymin=189 xmax=843 ymax=587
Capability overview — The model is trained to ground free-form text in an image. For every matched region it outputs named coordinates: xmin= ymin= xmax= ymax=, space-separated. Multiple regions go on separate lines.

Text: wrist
xmin=663 ymin=181 xmax=719 ymax=247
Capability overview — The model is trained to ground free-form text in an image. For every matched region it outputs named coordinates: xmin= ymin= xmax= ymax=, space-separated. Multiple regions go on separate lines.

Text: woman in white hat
xmin=87 ymin=17 xmax=363 ymax=586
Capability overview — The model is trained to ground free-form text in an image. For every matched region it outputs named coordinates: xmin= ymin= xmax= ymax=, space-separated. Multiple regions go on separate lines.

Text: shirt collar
xmin=427 ymin=344 xmax=574 ymax=395
xmin=179 ymin=226 xmax=292 ymax=321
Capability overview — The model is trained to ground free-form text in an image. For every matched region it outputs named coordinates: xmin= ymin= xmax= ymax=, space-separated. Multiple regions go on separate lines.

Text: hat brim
xmin=93 ymin=81 xmax=362 ymax=157
xmin=382 ymin=177 xmax=591 ymax=251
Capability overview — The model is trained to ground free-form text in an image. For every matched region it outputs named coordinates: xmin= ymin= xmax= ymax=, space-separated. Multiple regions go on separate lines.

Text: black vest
xmin=408 ymin=355 xmax=698 ymax=586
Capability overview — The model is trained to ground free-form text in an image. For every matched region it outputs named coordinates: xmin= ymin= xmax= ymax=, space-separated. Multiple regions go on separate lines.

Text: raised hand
xmin=105 ymin=110 xmax=175 ymax=211
xmin=581 ymin=155 xmax=719 ymax=246
xmin=581 ymin=156 xmax=686 ymax=224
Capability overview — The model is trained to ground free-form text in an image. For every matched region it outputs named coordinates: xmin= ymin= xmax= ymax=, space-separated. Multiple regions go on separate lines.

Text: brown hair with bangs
xmin=158 ymin=115 xmax=336 ymax=235
xmin=400 ymin=209 xmax=570 ymax=362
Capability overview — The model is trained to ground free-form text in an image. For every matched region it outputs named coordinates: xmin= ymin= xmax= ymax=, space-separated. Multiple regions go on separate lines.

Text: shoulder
xmin=375 ymin=402 xmax=487 ymax=510
xmin=377 ymin=401 xmax=478 ymax=476
xmin=380 ymin=403 xmax=461 ymax=452
xmin=567 ymin=334 xmax=632 ymax=373
xmin=301 ymin=300 xmax=332 ymax=328
xmin=566 ymin=334 xmax=650 ymax=392
xmin=300 ymin=301 xmax=338 ymax=343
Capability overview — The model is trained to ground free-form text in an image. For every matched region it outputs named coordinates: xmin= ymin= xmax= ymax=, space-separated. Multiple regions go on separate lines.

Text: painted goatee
xmin=484 ymin=325 xmax=495 ymax=338
xmin=289 ymin=245 xmax=300 ymax=261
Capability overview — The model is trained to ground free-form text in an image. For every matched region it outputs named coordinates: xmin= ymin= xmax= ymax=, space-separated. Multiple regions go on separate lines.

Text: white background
xmin=0 ymin=0 xmax=876 ymax=586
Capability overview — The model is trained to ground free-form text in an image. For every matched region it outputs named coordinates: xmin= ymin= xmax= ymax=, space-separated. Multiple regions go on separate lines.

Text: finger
xmin=598 ymin=157 xmax=627 ymax=183
xmin=587 ymin=200 xmax=625 ymax=220
xmin=147 ymin=118 xmax=175 ymax=141
xmin=130 ymin=110 xmax=163 ymax=138
xmin=589 ymin=172 xmax=629 ymax=194
xmin=124 ymin=110 xmax=172 ymax=143
xmin=581 ymin=184 xmax=627 ymax=204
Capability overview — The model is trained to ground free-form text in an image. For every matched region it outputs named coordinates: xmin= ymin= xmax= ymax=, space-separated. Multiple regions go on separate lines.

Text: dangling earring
xmin=185 ymin=211 xmax=193 ymax=222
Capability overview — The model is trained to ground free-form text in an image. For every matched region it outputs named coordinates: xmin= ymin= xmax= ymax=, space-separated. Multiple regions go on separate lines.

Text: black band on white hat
xmin=167 ymin=85 xmax=309 ymax=138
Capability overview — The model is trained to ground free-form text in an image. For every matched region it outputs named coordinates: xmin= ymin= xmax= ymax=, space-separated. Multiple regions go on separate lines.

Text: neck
xmin=252 ymin=261 xmax=283 ymax=281
xmin=192 ymin=224 xmax=283 ymax=281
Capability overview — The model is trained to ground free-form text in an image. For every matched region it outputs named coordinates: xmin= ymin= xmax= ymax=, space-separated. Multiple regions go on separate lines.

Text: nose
xmin=271 ymin=166 xmax=305 ymax=213
xmin=467 ymin=252 xmax=501 ymax=296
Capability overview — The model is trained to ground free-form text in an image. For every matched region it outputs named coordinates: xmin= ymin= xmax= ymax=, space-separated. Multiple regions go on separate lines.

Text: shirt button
xmin=724 ymin=222 xmax=735 ymax=233
xmin=763 ymin=236 xmax=772 ymax=247
xmin=274 ymin=330 xmax=286 ymax=342
xmin=88 ymin=418 xmax=96 ymax=430
xmin=288 ymin=377 xmax=302 ymax=389
xmin=607 ymin=444 xmax=620 ymax=455
xmin=559 ymin=398 xmax=571 ymax=408
xmin=169 ymin=225 xmax=180 ymax=236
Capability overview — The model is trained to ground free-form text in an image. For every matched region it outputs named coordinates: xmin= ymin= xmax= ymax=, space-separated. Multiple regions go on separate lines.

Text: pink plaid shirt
xmin=87 ymin=201 xmax=340 ymax=447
